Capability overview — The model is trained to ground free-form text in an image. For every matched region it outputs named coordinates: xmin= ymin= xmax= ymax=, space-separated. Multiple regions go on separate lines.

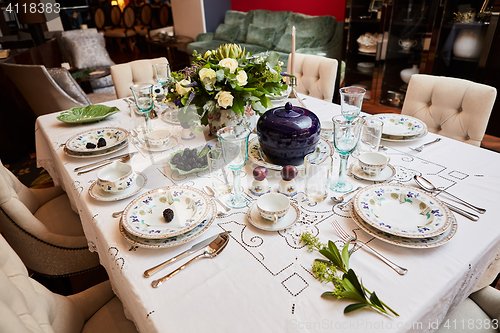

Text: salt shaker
xmin=250 ymin=166 xmax=270 ymax=196
xmin=278 ymin=165 xmax=298 ymax=196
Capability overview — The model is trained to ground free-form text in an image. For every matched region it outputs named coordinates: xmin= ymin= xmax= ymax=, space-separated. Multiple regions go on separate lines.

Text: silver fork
xmin=409 ymin=138 xmax=441 ymax=152
xmin=330 ymin=220 xmax=408 ymax=275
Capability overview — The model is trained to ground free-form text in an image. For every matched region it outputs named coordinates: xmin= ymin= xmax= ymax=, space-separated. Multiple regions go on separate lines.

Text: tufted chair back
xmin=287 ymin=53 xmax=338 ymax=102
xmin=401 ymin=74 xmax=497 ymax=146
xmin=111 ymin=57 xmax=169 ymax=99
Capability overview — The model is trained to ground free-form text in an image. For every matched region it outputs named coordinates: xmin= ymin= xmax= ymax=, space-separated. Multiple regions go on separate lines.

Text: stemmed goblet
xmin=216 ymin=126 xmax=251 ymax=209
xmin=340 ymin=86 xmax=366 ymax=121
xmin=130 ymin=83 xmax=154 ymax=138
xmin=330 ymin=115 xmax=365 ymax=193
xmin=153 ymin=63 xmax=178 ymax=124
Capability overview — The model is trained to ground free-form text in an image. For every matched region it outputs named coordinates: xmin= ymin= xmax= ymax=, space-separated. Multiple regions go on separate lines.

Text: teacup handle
xmin=273 ymin=214 xmax=278 ymax=224
xmin=411 ymin=40 xmax=417 ymax=47
xmin=398 ymin=39 xmax=403 ymax=46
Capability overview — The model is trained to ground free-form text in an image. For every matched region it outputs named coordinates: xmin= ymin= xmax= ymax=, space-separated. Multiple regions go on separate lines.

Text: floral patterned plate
xmin=65 ymin=127 xmax=129 ymax=153
xmin=119 ymin=199 xmax=216 ymax=249
xmin=63 ymin=139 xmax=129 ymax=158
xmin=248 ymin=137 xmax=334 ymax=171
xmin=353 ymin=183 xmax=452 ymax=238
xmin=381 ymin=127 xmax=428 ymax=142
xmin=350 ymin=202 xmax=457 ymax=249
xmin=121 ymin=186 xmax=211 ymax=239
xmin=376 ymin=114 xmax=426 ymax=137
xmin=89 ymin=172 xmax=147 ymax=202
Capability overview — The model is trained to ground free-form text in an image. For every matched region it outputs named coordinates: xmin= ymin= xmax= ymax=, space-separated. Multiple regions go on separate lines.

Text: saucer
xmin=137 ymin=137 xmax=178 ymax=152
xmin=89 ymin=172 xmax=147 ymax=201
xmin=349 ymin=162 xmax=396 ymax=182
xmin=246 ymin=201 xmax=300 ymax=231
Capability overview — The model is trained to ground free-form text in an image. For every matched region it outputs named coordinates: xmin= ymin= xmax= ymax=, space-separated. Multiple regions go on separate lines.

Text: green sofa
xmin=187 ymin=10 xmax=343 ymax=69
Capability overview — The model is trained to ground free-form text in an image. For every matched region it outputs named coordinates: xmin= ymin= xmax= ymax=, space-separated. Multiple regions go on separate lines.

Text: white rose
xmin=175 ymin=79 xmax=191 ymax=96
xmin=218 ymin=58 xmax=238 ymax=73
xmin=199 ymin=68 xmax=217 ymax=87
xmin=236 ymin=70 xmax=248 ymax=87
xmin=215 ymin=91 xmax=234 ymax=108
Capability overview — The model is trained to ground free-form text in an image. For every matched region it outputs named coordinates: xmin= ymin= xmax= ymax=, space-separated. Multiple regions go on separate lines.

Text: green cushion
xmin=274 ymin=34 xmax=316 ymax=53
xmin=245 ymin=24 xmax=274 ymax=49
xmin=214 ymin=23 xmax=240 ymax=42
xmin=251 ymin=10 xmax=292 ymax=47
xmin=224 ymin=10 xmax=253 ymax=43
xmin=284 ymin=13 xmax=337 ymax=48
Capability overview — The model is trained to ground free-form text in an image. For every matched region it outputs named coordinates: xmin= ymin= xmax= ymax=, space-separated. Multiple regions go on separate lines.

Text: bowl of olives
xmin=168 ymin=147 xmax=209 ymax=175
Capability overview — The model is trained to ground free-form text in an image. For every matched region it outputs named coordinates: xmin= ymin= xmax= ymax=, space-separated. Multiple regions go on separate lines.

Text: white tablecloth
xmin=36 ymin=95 xmax=500 ymax=333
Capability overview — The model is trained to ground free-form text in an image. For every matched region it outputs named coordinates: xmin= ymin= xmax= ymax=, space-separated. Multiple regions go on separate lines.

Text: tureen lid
xmin=272 ymin=102 xmax=307 ymax=118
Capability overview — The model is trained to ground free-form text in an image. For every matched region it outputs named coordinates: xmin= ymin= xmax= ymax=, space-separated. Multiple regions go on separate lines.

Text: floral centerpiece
xmin=163 ymin=43 xmax=287 ymax=134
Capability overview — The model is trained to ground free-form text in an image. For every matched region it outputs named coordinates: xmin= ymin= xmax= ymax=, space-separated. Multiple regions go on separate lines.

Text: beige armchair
xmin=401 ymin=74 xmax=497 ymax=146
xmin=0 ymin=159 xmax=100 ymax=277
xmin=111 ymin=57 xmax=169 ymax=98
xmin=436 ymin=286 xmax=500 ymax=332
xmin=0 ymin=233 xmax=138 ymax=333
xmin=287 ymin=53 xmax=338 ymax=102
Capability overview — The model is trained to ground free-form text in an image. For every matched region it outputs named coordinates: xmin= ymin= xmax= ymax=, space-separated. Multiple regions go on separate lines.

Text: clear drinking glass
xmin=354 ymin=116 xmax=383 ymax=157
xmin=304 ymin=153 xmax=333 ymax=202
xmin=130 ymin=83 xmax=154 ymax=136
xmin=153 ymin=63 xmax=171 ymax=87
xmin=216 ymin=126 xmax=251 ymax=208
xmin=207 ymin=147 xmax=233 ymax=196
xmin=340 ymin=86 xmax=367 ymax=121
xmin=331 ymin=115 xmax=365 ymax=193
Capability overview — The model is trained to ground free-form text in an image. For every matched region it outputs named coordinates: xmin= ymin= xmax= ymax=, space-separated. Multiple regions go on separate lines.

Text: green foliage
xmin=301 ymin=232 xmax=399 ymax=317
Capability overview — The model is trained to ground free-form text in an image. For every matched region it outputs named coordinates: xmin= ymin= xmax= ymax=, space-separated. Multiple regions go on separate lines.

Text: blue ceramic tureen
xmin=256 ymin=102 xmax=320 ymax=166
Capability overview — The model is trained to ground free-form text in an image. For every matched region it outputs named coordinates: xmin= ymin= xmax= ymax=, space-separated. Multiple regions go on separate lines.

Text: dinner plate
xmin=376 ymin=114 xmax=426 ymax=137
xmin=89 ymin=172 xmax=147 ymax=201
xmin=353 ymin=183 xmax=452 ymax=238
xmin=381 ymin=127 xmax=428 ymax=142
xmin=121 ymin=186 xmax=211 ymax=239
xmin=57 ymin=105 xmax=120 ymax=124
xmin=349 ymin=162 xmax=396 ymax=182
xmin=248 ymin=137 xmax=334 ymax=171
xmin=246 ymin=201 xmax=300 ymax=231
xmin=350 ymin=202 xmax=457 ymax=248
xmin=119 ymin=199 xmax=216 ymax=249
xmin=63 ymin=139 xmax=129 ymax=158
xmin=65 ymin=127 xmax=129 ymax=153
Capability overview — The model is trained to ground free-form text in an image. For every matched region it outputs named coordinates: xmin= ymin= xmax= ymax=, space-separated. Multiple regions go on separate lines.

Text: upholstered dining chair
xmin=0 ymin=233 xmax=138 ymax=333
xmin=111 ymin=57 xmax=169 ymax=99
xmin=401 ymin=74 xmax=497 ymax=147
xmin=0 ymin=159 xmax=100 ymax=277
xmin=436 ymin=286 xmax=500 ymax=332
xmin=287 ymin=53 xmax=339 ymax=102
xmin=1 ymin=63 xmax=114 ymax=117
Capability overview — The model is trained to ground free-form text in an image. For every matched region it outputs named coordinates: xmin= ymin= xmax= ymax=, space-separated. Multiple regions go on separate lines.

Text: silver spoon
xmin=414 ymin=175 xmax=486 ymax=214
xmin=203 ymin=186 xmax=230 ymax=212
xmin=77 ymin=154 xmax=132 ymax=175
xmin=331 ymin=186 xmax=362 ymax=204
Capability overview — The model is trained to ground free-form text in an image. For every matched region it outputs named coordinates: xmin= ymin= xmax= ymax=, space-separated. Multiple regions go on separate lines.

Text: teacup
xmin=257 ymin=193 xmax=290 ymax=224
xmin=358 ymin=152 xmax=390 ymax=176
xmin=147 ymin=129 xmax=170 ymax=147
xmin=320 ymin=120 xmax=334 ymax=141
xmin=97 ymin=161 xmax=136 ymax=193
xmin=398 ymin=38 xmax=417 ymax=51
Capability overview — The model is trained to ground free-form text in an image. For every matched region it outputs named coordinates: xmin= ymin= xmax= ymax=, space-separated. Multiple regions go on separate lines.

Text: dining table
xmin=35 ymin=94 xmax=500 ymax=333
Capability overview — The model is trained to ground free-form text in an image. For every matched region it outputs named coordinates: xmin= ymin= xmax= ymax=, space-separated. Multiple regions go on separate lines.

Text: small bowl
xmin=147 ymin=129 xmax=170 ymax=147
xmin=257 ymin=193 xmax=290 ymax=224
xmin=358 ymin=152 xmax=390 ymax=176
xmin=97 ymin=161 xmax=136 ymax=193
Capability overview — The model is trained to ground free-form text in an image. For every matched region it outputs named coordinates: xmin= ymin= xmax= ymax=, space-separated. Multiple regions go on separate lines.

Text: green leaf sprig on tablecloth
xmin=301 ymin=232 xmax=399 ymax=317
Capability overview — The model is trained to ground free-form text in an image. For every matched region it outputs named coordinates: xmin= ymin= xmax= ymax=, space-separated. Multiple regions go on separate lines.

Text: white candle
xmin=291 ymin=26 xmax=296 ymax=76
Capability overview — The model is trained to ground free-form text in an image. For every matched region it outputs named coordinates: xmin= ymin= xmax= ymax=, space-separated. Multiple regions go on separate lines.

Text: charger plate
xmin=376 ymin=114 xmax=426 ymax=137
xmin=353 ymin=183 xmax=452 ymax=238
xmin=350 ymin=202 xmax=457 ymax=248
xmin=381 ymin=128 xmax=428 ymax=142
xmin=248 ymin=137 xmax=333 ymax=171
xmin=65 ymin=127 xmax=129 ymax=153
xmin=121 ymin=186 xmax=211 ymax=239
xmin=119 ymin=199 xmax=216 ymax=249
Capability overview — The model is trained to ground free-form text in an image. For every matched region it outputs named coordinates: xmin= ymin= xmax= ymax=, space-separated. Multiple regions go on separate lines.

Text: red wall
xmin=230 ymin=0 xmax=345 ymax=21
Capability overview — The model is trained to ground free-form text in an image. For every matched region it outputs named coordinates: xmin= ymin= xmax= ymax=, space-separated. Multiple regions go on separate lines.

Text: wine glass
xmin=216 ymin=126 xmax=251 ymax=209
xmin=340 ymin=86 xmax=366 ymax=121
xmin=130 ymin=83 xmax=154 ymax=137
xmin=153 ymin=63 xmax=178 ymax=123
xmin=330 ymin=115 xmax=365 ymax=193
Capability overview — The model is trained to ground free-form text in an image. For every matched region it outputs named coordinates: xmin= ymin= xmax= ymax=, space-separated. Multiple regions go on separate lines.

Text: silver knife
xmin=73 ymin=152 xmax=136 ymax=172
xmin=445 ymin=202 xmax=479 ymax=221
xmin=143 ymin=231 xmax=231 ymax=278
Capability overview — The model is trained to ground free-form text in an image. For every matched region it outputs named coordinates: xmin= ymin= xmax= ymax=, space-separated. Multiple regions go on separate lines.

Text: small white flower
xmin=236 ymin=70 xmax=248 ymax=87
xmin=215 ymin=91 xmax=234 ymax=108
xmin=219 ymin=58 xmax=238 ymax=73
xmin=175 ymin=79 xmax=191 ymax=96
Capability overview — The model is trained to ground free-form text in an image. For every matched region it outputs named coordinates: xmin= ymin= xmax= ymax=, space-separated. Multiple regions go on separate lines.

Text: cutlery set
xmin=74 ymin=152 xmax=136 ymax=174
